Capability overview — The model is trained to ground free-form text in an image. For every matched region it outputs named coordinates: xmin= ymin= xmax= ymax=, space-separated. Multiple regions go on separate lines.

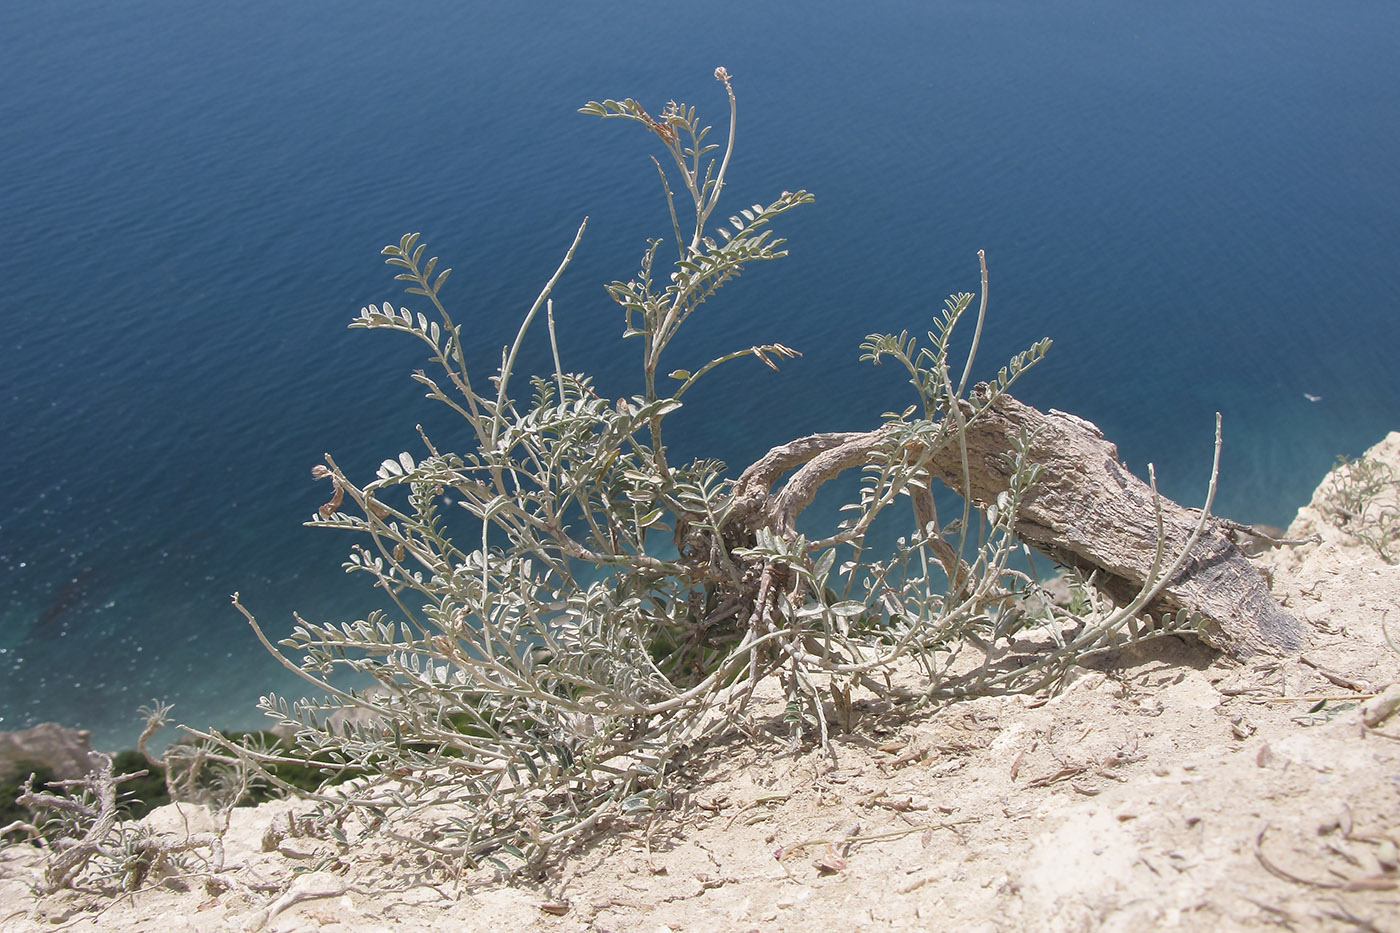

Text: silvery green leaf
xmin=621 ymin=793 xmax=652 ymax=813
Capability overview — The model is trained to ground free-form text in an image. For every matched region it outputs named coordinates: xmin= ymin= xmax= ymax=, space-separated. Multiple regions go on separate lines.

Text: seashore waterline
xmin=1 ymin=0 xmax=1397 ymax=750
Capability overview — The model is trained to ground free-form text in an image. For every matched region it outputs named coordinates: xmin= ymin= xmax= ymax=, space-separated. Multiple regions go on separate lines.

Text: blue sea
xmin=3 ymin=1 xmax=1398 ymax=750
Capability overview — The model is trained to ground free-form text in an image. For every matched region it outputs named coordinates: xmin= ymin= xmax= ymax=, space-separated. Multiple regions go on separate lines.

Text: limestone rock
xmin=0 ymin=722 xmax=94 ymax=782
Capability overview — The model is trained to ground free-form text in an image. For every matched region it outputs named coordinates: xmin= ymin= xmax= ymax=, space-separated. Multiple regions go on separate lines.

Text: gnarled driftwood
xmin=925 ymin=390 xmax=1303 ymax=656
xmin=739 ymin=389 xmax=1304 ymax=657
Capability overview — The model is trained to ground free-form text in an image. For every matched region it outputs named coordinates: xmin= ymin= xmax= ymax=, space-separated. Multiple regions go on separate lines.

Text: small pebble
xmin=277 ymin=838 xmax=322 ymax=860
xmin=1377 ymin=840 xmax=1399 ymax=872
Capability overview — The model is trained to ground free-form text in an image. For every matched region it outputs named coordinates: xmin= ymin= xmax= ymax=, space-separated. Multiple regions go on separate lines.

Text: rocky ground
xmin=2 ymin=434 xmax=1397 ymax=933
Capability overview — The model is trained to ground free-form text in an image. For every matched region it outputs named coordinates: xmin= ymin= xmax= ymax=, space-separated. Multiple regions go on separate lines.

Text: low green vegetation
xmin=1 ymin=762 xmax=55 ymax=840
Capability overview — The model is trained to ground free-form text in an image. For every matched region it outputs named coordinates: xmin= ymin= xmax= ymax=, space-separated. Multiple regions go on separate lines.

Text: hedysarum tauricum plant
xmin=208 ymin=67 xmax=1202 ymax=872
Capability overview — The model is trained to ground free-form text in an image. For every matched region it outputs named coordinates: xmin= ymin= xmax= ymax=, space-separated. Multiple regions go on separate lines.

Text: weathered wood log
xmin=923 ymin=388 xmax=1305 ymax=656
xmin=733 ymin=389 xmax=1304 ymax=657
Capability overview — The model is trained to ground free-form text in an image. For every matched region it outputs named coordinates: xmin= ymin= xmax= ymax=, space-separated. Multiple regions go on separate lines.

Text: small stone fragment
xmin=277 ymin=838 xmax=322 ymax=860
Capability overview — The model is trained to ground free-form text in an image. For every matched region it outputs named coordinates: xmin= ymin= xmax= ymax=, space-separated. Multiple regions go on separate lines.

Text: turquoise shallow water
xmin=2 ymin=1 xmax=1398 ymax=748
